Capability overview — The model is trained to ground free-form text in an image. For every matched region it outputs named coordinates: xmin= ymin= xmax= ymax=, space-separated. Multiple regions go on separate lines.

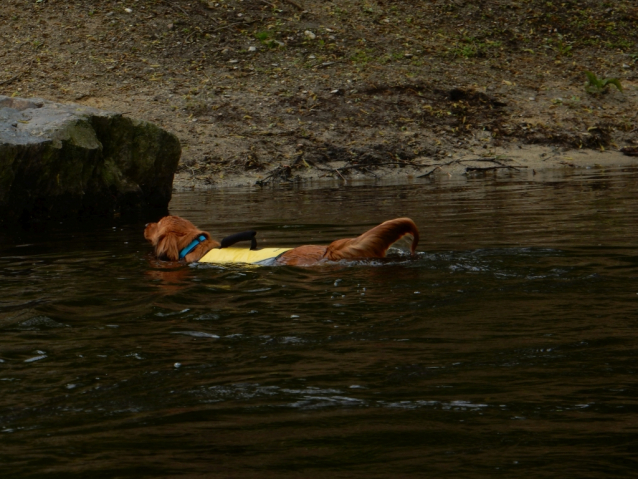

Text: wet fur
xmin=145 ymin=215 xmax=419 ymax=266
xmin=144 ymin=216 xmax=220 ymax=263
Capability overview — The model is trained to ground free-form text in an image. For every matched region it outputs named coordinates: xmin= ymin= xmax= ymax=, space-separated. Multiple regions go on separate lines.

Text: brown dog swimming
xmin=144 ymin=215 xmax=419 ymax=266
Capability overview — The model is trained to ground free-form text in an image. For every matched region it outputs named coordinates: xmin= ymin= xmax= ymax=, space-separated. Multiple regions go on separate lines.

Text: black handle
xmin=220 ymin=231 xmax=258 ymax=250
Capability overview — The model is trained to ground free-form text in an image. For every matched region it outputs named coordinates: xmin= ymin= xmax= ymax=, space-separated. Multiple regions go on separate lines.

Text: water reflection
xmin=1 ymin=167 xmax=638 ymax=478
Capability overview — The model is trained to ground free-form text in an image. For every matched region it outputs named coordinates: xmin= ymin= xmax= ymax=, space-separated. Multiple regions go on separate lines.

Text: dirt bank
xmin=1 ymin=0 xmax=637 ymax=188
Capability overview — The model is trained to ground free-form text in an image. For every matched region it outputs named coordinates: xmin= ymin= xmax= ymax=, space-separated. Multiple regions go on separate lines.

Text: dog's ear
xmin=144 ymin=222 xmax=160 ymax=245
xmin=155 ymin=232 xmax=181 ymax=261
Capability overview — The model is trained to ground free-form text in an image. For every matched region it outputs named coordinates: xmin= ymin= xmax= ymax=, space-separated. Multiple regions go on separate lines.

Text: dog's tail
xmin=325 ymin=217 xmax=419 ymax=261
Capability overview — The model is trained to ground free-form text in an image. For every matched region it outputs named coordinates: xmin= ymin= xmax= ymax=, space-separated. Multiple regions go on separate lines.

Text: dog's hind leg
xmin=324 ymin=218 xmax=419 ymax=261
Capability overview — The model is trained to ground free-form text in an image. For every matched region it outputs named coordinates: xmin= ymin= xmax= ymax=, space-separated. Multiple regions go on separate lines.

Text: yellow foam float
xmin=199 ymin=247 xmax=292 ymax=265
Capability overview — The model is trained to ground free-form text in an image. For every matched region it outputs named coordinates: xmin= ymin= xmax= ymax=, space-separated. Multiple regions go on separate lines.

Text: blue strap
xmin=179 ymin=234 xmax=208 ymax=260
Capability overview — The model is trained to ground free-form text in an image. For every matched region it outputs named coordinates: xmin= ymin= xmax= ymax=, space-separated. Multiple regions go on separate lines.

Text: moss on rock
xmin=0 ymin=96 xmax=180 ymax=222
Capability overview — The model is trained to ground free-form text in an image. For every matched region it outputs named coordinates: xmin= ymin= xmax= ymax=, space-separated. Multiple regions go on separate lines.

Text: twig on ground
xmin=334 ymin=168 xmax=346 ymax=182
xmin=161 ymin=0 xmax=189 ymax=16
xmin=0 ymin=72 xmax=23 ymax=86
xmin=455 ymin=157 xmax=524 ymax=171
xmin=184 ymin=30 xmax=197 ymax=44
xmin=456 ymin=157 xmax=513 ymax=163
xmin=256 ymin=165 xmax=293 ymax=186
xmin=417 ymin=166 xmax=441 ymax=178
xmin=316 ymin=61 xmax=340 ymax=69
xmin=259 ymin=0 xmax=277 ymax=8
xmin=206 ymin=19 xmax=260 ymax=33
xmin=363 ymin=167 xmax=379 ymax=179
xmin=281 ymin=0 xmax=304 ymax=10
xmin=465 ymin=165 xmax=528 ymax=172
xmin=620 ymin=146 xmax=638 ymax=156
xmin=0 ymin=59 xmax=34 ymax=86
xmin=489 ymin=159 xmax=523 ymax=170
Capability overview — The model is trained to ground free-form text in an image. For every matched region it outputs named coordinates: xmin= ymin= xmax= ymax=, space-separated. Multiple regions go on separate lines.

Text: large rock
xmin=0 ymin=96 xmax=180 ymax=222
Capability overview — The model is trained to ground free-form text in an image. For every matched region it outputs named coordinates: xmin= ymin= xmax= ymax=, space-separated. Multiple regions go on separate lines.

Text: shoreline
xmin=1 ymin=1 xmax=636 ymax=192
xmin=172 ymin=145 xmax=638 ymax=189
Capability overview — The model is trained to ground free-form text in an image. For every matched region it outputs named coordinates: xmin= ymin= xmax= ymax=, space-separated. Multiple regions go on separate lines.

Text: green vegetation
xmin=449 ymin=37 xmax=502 ymax=59
xmin=350 ymin=48 xmax=375 ymax=64
xmin=553 ymin=34 xmax=573 ymax=56
xmin=255 ymin=31 xmax=279 ymax=49
xmin=585 ymin=71 xmax=623 ymax=94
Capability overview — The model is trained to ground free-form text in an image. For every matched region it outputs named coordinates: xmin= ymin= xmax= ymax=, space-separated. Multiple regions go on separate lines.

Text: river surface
xmin=1 ymin=168 xmax=638 ymax=478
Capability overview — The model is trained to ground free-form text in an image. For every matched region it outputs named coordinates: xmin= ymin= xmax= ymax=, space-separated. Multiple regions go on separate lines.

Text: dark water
xmin=2 ymin=168 xmax=638 ymax=478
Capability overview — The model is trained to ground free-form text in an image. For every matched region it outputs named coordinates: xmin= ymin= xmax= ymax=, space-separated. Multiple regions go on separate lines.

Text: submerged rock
xmin=0 ymin=95 xmax=180 ymax=222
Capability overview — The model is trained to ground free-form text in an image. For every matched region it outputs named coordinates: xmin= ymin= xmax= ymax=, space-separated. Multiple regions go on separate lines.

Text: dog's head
xmin=144 ymin=215 xmax=216 ymax=261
